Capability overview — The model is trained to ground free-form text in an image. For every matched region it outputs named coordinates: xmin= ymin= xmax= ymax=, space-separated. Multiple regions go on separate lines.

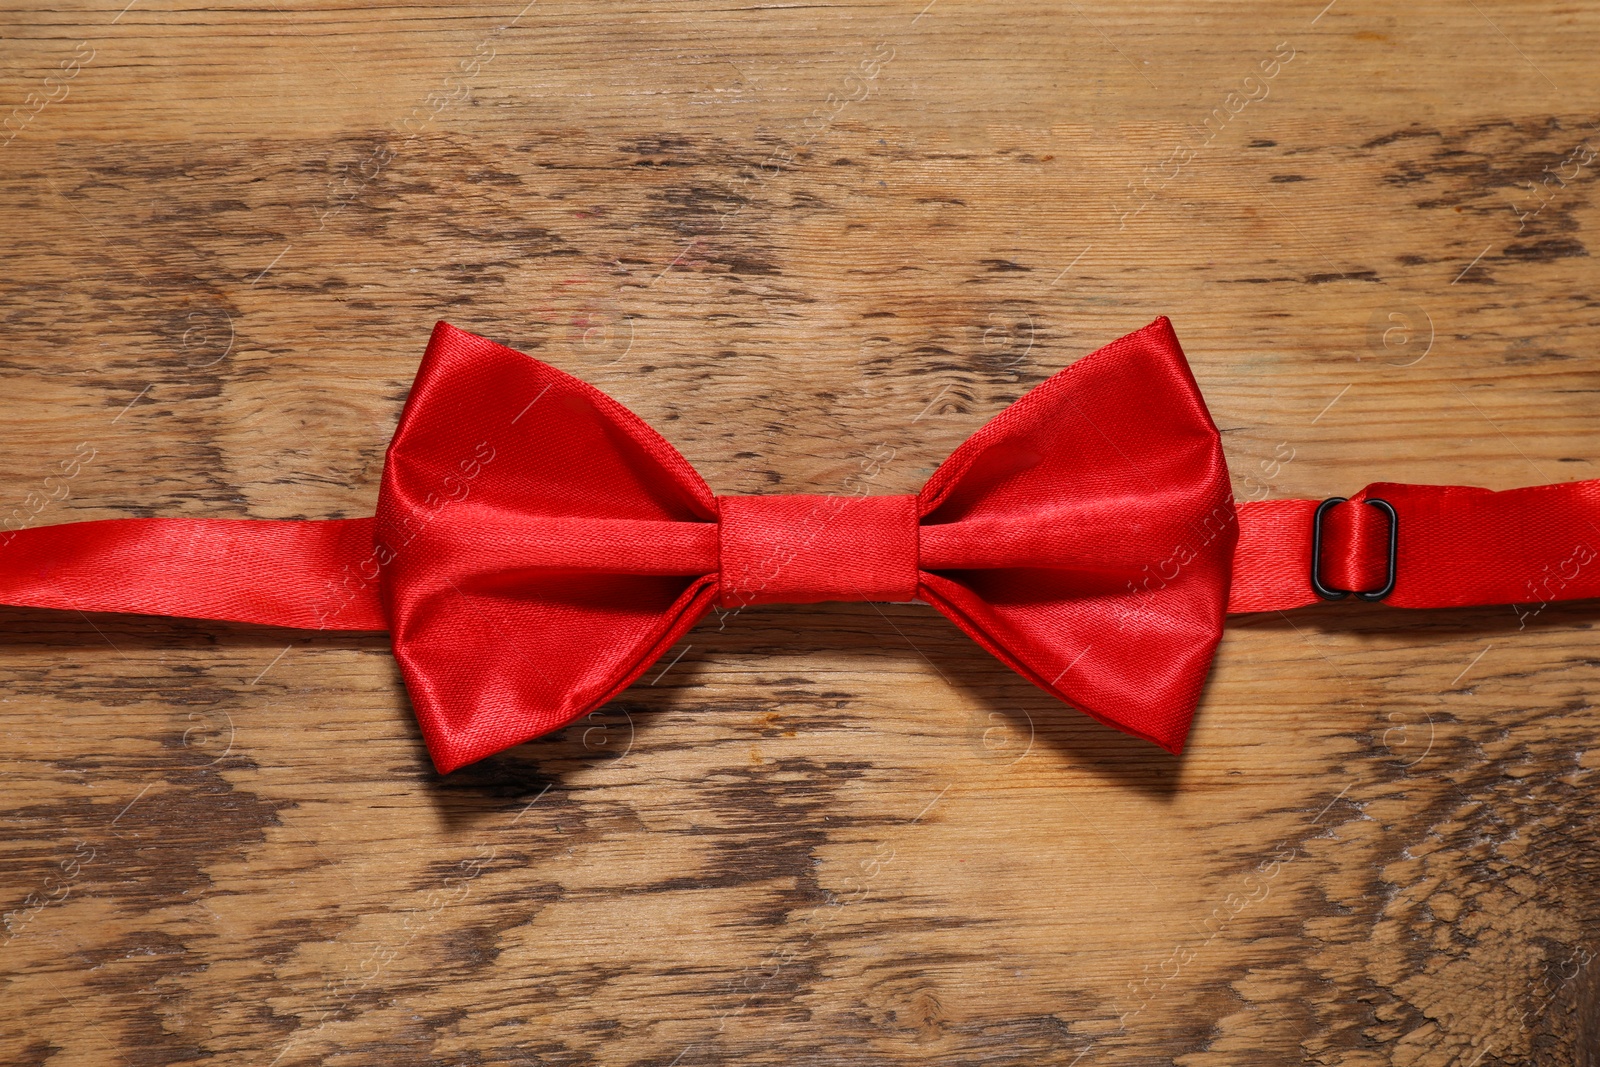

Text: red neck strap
xmin=5 ymin=476 xmax=1596 ymax=628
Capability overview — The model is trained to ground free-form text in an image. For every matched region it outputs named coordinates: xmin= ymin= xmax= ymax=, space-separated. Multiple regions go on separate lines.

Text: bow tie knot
xmin=717 ymin=493 xmax=920 ymax=609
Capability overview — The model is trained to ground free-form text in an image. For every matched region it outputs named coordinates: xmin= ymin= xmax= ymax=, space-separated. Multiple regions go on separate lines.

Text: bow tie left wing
xmin=376 ymin=322 xmax=720 ymax=773
xmin=915 ymin=317 xmax=1236 ymax=753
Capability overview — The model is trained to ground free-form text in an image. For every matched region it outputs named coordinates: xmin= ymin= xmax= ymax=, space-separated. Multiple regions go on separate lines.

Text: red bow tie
xmin=4 ymin=317 xmax=1599 ymax=773
xmin=378 ymin=317 xmax=1235 ymax=771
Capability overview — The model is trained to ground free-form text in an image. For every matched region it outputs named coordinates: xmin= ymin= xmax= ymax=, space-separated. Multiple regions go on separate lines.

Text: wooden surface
xmin=3 ymin=2 xmax=1600 ymax=1064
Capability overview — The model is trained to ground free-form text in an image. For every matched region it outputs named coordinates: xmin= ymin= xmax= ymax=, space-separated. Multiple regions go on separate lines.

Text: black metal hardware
xmin=1311 ymin=496 xmax=1398 ymax=602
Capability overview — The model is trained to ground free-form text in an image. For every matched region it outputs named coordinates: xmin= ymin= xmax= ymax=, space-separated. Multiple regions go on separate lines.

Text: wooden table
xmin=3 ymin=2 xmax=1598 ymax=1063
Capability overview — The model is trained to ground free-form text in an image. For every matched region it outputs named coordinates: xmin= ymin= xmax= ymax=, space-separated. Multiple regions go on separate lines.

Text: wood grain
xmin=3 ymin=2 xmax=1600 ymax=1064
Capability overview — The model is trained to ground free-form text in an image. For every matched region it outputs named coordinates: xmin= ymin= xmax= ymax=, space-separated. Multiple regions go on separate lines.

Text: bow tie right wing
xmin=376 ymin=322 xmax=720 ymax=773
xmin=915 ymin=317 xmax=1237 ymax=754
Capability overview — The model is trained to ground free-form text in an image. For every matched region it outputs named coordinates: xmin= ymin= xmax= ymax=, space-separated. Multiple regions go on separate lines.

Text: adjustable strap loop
xmin=1230 ymin=478 xmax=1600 ymax=614
xmin=1311 ymin=497 xmax=1397 ymax=601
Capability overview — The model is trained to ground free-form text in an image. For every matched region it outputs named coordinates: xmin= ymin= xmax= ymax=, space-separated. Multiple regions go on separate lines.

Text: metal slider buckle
xmin=1311 ymin=496 xmax=1398 ymax=602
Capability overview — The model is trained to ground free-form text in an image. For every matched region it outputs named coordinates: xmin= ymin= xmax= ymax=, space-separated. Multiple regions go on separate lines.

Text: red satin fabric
xmin=0 ymin=517 xmax=384 ymax=630
xmin=4 ymin=316 xmax=1600 ymax=774
xmin=374 ymin=317 xmax=1233 ymax=771
xmin=1230 ymin=481 xmax=1600 ymax=612
xmin=913 ymin=317 xmax=1235 ymax=758
xmin=718 ymin=493 xmax=921 ymax=607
